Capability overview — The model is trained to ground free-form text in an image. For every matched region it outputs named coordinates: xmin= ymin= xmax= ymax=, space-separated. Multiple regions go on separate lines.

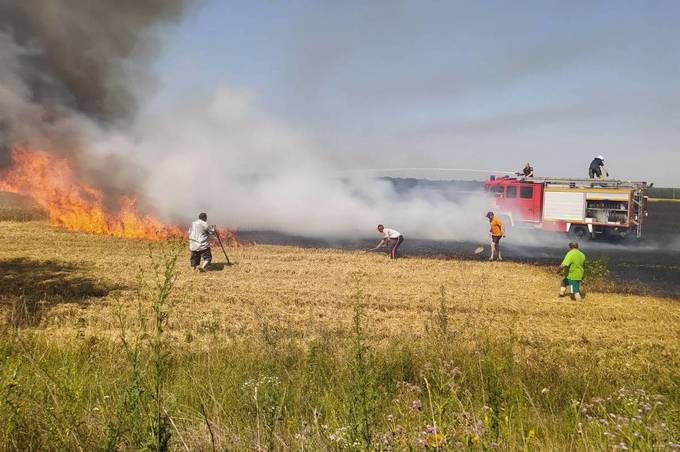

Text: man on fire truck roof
xmin=589 ymin=155 xmax=608 ymax=179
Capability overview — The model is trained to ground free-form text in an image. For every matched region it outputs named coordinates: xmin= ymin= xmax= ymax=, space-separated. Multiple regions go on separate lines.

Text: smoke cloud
xmin=0 ymin=0 xmax=193 ymax=195
xmin=0 ymin=0 xmax=496 ymax=242
xmin=98 ymin=86 xmax=493 ymax=242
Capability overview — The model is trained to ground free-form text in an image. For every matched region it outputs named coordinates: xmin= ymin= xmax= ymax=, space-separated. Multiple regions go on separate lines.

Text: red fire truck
xmin=484 ymin=176 xmax=650 ymax=240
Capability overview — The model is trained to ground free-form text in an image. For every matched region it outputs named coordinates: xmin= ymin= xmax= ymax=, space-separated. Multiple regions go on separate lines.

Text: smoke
xmin=0 ymin=1 xmax=495 ymax=242
xmin=98 ymin=85 xmax=493 ymax=241
xmin=0 ymin=0 xmax=193 ymax=195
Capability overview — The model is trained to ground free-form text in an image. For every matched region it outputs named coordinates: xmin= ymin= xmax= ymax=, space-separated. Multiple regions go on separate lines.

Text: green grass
xmin=649 ymin=198 xmax=680 ymax=203
xmin=0 ymin=252 xmax=677 ymax=451
xmin=1 ymin=322 xmax=677 ymax=450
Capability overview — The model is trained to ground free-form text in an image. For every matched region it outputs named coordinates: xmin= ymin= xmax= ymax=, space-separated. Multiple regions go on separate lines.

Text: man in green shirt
xmin=557 ymin=242 xmax=586 ymax=301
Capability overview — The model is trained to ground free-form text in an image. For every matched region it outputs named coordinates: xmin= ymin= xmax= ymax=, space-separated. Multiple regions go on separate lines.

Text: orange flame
xmin=0 ymin=147 xmax=182 ymax=240
xmin=213 ymin=227 xmax=247 ymax=248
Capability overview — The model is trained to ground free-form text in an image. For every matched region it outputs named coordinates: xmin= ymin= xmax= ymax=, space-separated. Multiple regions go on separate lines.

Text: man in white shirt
xmin=188 ymin=212 xmax=216 ymax=271
xmin=375 ymin=224 xmax=404 ymax=259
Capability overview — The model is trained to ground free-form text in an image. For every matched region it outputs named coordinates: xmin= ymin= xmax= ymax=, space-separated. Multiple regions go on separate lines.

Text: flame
xmin=0 ymin=146 xmax=182 ymax=240
xmin=213 ymin=227 xmax=246 ymax=248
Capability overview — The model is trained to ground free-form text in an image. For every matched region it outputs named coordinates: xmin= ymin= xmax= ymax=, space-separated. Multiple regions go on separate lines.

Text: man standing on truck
xmin=588 ymin=155 xmax=608 ymax=179
xmin=188 ymin=212 xmax=216 ymax=272
xmin=486 ymin=211 xmax=506 ymax=261
xmin=521 ymin=162 xmax=534 ymax=177
xmin=374 ymin=224 xmax=404 ymax=259
xmin=557 ymin=242 xmax=586 ymax=301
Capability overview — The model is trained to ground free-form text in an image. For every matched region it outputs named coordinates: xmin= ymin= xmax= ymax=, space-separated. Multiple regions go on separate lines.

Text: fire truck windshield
xmin=489 ymin=186 xmax=504 ymax=197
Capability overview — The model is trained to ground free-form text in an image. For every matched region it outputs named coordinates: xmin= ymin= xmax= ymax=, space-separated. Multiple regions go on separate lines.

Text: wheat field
xmin=0 ymin=223 xmax=675 ymax=337
xmin=0 ymin=219 xmax=678 ymax=450
xmin=1 ymin=221 xmax=678 ymax=357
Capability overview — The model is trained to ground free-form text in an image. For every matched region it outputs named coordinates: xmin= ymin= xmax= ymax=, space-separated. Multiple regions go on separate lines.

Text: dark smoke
xmin=0 ymin=0 xmax=194 ymax=193
xmin=0 ymin=0 xmax=190 ymax=122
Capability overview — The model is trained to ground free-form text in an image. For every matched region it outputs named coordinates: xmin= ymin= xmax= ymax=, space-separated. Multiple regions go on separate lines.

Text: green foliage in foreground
xmin=0 ymin=325 xmax=678 ymax=451
xmin=0 ymin=255 xmax=678 ymax=451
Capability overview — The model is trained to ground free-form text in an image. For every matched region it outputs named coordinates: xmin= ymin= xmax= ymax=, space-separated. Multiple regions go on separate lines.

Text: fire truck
xmin=484 ymin=176 xmax=650 ymax=240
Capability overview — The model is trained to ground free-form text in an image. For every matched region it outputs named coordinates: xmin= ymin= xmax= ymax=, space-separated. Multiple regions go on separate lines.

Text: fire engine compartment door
xmin=543 ymin=191 xmax=585 ymax=222
xmin=585 ymin=190 xmax=630 ymax=225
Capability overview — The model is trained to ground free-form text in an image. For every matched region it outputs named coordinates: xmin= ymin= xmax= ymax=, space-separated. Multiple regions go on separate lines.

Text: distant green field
xmin=649 ymin=187 xmax=680 ymax=200
xmin=649 ymin=198 xmax=680 ymax=203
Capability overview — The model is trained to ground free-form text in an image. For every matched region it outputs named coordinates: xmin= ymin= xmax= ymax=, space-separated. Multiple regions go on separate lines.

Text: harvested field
xmin=1 ymin=221 xmax=678 ymax=357
xmin=240 ymin=200 xmax=680 ymax=299
xmin=1 ymin=202 xmax=679 ymax=450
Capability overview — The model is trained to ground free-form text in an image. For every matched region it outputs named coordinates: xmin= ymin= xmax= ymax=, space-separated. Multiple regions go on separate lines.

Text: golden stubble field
xmin=1 ymin=221 xmax=678 ymax=369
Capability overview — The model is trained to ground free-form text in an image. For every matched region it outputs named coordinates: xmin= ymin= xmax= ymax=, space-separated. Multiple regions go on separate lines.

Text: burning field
xmin=0 ymin=147 xmax=182 ymax=240
xmin=0 ymin=0 xmax=678 ymax=449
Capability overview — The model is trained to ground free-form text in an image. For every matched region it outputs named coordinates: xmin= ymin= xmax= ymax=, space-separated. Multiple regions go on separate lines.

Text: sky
xmin=149 ymin=0 xmax=680 ymax=186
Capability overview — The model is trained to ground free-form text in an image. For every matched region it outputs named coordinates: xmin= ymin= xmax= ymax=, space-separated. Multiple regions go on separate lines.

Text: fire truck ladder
xmin=524 ymin=177 xmax=649 ymax=190
xmin=631 ymin=188 xmax=647 ymax=238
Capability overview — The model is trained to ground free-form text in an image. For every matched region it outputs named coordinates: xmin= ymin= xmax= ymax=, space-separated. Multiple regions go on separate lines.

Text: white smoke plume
xmin=100 ymin=86 xmax=493 ymax=241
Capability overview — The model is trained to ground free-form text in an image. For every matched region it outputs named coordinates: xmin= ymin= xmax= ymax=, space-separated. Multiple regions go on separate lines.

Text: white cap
xmin=596 ymin=155 xmax=605 ymax=160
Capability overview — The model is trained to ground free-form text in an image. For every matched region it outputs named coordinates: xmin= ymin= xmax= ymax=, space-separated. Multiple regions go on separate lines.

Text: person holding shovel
xmin=486 ymin=211 xmax=506 ymax=261
xmin=188 ymin=212 xmax=216 ymax=272
xmin=557 ymin=242 xmax=586 ymax=301
xmin=373 ymin=224 xmax=404 ymax=259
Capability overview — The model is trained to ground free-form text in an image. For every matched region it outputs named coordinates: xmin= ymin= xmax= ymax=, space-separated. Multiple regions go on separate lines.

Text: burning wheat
xmin=0 ymin=147 xmax=182 ymax=240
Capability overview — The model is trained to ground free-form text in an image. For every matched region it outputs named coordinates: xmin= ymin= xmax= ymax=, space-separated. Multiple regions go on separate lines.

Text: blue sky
xmin=150 ymin=1 xmax=680 ymax=185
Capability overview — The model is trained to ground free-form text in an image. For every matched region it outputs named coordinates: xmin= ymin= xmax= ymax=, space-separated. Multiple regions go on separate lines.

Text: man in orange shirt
xmin=486 ymin=211 xmax=506 ymax=261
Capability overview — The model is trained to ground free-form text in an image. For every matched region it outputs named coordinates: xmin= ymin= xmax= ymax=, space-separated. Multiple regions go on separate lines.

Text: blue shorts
xmin=562 ymin=278 xmax=581 ymax=294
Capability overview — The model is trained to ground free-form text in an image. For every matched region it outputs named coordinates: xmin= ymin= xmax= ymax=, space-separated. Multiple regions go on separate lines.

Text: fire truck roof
xmin=485 ymin=176 xmax=648 ymax=190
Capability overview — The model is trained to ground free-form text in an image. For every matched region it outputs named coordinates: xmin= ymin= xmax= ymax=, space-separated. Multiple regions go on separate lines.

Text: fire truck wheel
xmin=568 ymin=225 xmax=591 ymax=241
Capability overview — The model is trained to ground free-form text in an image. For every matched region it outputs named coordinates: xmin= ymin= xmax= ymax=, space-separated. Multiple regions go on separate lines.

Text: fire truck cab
xmin=484 ymin=176 xmax=649 ymax=240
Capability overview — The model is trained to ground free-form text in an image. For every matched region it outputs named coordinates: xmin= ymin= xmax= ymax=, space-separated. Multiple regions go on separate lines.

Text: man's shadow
xmin=205 ymin=261 xmax=235 ymax=271
xmin=0 ymin=258 xmax=121 ymax=326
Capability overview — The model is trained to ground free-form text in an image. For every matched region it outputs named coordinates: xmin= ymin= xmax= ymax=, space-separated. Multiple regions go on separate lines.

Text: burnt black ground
xmin=240 ymin=201 xmax=680 ymax=299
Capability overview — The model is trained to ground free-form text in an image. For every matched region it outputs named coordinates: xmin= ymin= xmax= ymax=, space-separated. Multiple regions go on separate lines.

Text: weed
xmin=146 ymin=245 xmax=178 ymax=452
xmin=434 ymin=285 xmax=449 ymax=337
xmin=586 ymin=256 xmax=611 ymax=283
xmin=347 ymin=284 xmax=377 ymax=449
